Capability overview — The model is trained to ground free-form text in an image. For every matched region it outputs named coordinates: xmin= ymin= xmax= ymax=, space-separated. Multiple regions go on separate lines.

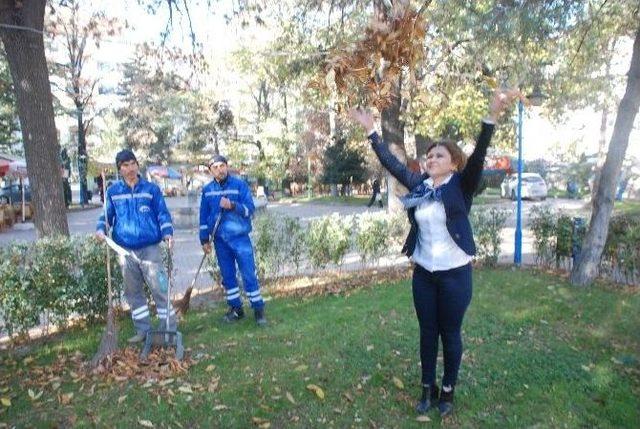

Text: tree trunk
xmin=0 ymin=0 xmax=69 ymax=236
xmin=381 ymin=74 xmax=408 ymax=213
xmin=212 ymin=131 xmax=220 ymax=156
xmin=77 ymin=107 xmax=88 ymax=206
xmin=570 ymin=27 xmax=640 ymax=286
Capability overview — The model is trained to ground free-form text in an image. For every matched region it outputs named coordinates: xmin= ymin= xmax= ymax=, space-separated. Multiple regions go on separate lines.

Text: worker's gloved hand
xmin=202 ymin=242 xmax=212 ymax=255
xmin=219 ymin=197 xmax=235 ymax=210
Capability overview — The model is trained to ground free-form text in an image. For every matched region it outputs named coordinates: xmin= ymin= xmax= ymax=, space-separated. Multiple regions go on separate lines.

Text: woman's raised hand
xmin=348 ymin=108 xmax=375 ymax=132
xmin=488 ymin=88 xmax=524 ymax=122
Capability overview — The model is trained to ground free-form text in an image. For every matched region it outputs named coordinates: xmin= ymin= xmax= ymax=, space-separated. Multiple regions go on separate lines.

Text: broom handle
xmin=102 ymin=172 xmax=113 ymax=315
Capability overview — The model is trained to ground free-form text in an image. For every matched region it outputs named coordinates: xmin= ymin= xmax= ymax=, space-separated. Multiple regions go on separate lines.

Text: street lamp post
xmin=514 ymin=100 xmax=524 ymax=266
xmin=514 ymin=86 xmax=546 ymax=267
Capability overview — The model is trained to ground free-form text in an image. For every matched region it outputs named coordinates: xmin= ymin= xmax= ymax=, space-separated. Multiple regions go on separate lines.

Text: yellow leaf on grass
xmin=59 ymin=393 xmax=74 ymax=405
xmin=285 ymin=391 xmax=296 ymax=404
xmin=306 ymin=384 xmax=325 ymax=400
xmin=178 ymin=385 xmax=193 ymax=394
xmin=28 ymin=389 xmax=43 ymax=401
xmin=416 ymin=415 xmax=431 ymax=422
xmin=138 ymin=419 xmax=154 ymax=428
xmin=213 ymin=404 xmax=229 ymax=411
xmin=23 ymin=356 xmax=35 ymax=365
xmin=1 ymin=397 xmax=11 ymax=407
xmin=205 ymin=364 xmax=216 ymax=372
xmin=294 ymin=365 xmax=308 ymax=372
xmin=392 ymin=376 xmax=404 ymax=389
xmin=118 ymin=395 xmax=127 ymax=404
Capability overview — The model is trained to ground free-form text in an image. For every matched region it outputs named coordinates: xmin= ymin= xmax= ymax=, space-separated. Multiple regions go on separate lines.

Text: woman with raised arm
xmin=350 ymin=89 xmax=518 ymax=417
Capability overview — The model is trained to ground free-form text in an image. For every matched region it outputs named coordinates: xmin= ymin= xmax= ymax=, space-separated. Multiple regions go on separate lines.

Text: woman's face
xmin=425 ymin=145 xmax=457 ymax=179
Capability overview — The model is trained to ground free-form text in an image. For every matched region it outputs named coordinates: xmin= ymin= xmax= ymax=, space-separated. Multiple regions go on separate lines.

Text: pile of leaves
xmin=311 ymin=2 xmax=427 ymax=110
xmin=91 ymin=347 xmax=191 ymax=382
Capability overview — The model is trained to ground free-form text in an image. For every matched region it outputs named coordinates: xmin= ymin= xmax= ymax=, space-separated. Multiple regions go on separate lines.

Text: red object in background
xmin=0 ymin=160 xmax=9 ymax=177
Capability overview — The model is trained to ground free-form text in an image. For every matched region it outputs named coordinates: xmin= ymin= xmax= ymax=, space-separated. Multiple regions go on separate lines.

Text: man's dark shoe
xmin=222 ymin=307 xmax=245 ymax=323
xmin=416 ymin=383 xmax=439 ymax=414
xmin=254 ymin=308 xmax=267 ymax=326
xmin=438 ymin=386 xmax=454 ymax=417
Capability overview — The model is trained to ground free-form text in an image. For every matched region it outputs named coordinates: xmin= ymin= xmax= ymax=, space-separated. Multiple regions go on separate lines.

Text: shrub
xmin=307 ymin=214 xmax=352 ymax=269
xmin=354 ymin=212 xmax=388 ymax=266
xmin=530 ymin=205 xmax=557 ymax=267
xmin=470 ymin=207 xmax=508 ymax=267
xmin=27 ymin=236 xmax=78 ymax=329
xmin=72 ymin=236 xmax=123 ymax=323
xmin=0 ymin=243 xmax=37 ymax=340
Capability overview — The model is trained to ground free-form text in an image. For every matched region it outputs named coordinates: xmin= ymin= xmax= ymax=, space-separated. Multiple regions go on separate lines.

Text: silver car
xmin=501 ymin=173 xmax=548 ymax=200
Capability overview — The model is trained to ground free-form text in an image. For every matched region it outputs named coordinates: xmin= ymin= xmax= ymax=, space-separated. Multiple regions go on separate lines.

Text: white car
xmin=501 ymin=173 xmax=548 ymax=200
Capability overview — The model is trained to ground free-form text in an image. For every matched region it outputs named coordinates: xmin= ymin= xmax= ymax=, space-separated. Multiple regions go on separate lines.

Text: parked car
xmin=500 ymin=173 xmax=548 ymax=200
xmin=0 ymin=184 xmax=31 ymax=205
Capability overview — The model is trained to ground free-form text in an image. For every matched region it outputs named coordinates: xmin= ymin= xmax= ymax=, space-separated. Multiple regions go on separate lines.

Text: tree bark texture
xmin=571 ymin=27 xmax=640 ymax=286
xmin=0 ymin=0 xmax=69 ymax=236
xmin=381 ymin=74 xmax=408 ymax=213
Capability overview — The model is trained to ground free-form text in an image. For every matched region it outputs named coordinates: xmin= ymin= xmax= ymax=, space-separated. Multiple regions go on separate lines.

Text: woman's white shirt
xmin=411 ymin=174 xmax=473 ymax=272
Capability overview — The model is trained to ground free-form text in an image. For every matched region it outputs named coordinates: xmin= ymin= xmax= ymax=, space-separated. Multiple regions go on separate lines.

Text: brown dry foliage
xmin=310 ymin=4 xmax=426 ymax=110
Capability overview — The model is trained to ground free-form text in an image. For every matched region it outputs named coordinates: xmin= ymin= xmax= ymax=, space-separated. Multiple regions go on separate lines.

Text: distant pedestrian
xmin=367 ymin=179 xmax=383 ymax=208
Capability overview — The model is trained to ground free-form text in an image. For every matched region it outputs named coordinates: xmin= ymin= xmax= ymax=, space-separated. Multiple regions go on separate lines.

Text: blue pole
xmin=514 ymin=100 xmax=524 ymax=266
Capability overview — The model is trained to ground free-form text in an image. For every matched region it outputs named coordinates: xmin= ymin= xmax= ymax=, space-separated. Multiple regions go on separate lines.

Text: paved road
xmin=0 ymin=196 xmax=588 ymax=295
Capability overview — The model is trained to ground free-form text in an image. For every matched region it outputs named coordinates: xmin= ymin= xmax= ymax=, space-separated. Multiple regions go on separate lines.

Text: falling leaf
xmin=416 ymin=415 xmax=431 ymax=422
xmin=118 ymin=395 xmax=127 ymax=404
xmin=286 ymin=391 xmax=296 ymax=404
xmin=306 ymin=384 xmax=325 ymax=400
xmin=1 ymin=397 xmax=11 ymax=407
xmin=138 ymin=419 xmax=154 ymax=428
xmin=484 ymin=76 xmax=498 ymax=90
xmin=205 ymin=365 xmax=216 ymax=372
xmin=392 ymin=376 xmax=404 ymax=389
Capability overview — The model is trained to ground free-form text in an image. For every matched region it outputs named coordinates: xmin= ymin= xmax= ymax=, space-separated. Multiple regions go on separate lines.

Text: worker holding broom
xmin=199 ymin=155 xmax=267 ymax=326
xmin=95 ymin=149 xmax=177 ymax=343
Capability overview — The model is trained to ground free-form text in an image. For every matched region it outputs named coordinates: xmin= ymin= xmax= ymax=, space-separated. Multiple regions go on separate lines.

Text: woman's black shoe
xmin=415 ymin=383 xmax=439 ymax=414
xmin=438 ymin=387 xmax=454 ymax=417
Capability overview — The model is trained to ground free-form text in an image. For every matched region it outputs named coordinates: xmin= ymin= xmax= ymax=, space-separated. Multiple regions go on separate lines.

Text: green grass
xmin=614 ymin=200 xmax=640 ymax=216
xmin=1 ymin=268 xmax=639 ymax=428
